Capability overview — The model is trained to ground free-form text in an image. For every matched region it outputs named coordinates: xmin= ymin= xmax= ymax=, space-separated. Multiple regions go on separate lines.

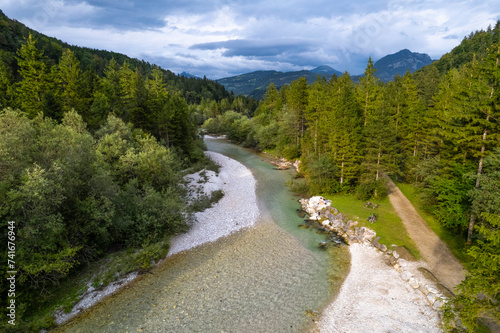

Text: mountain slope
xmin=0 ymin=9 xmax=230 ymax=104
xmin=218 ymin=67 xmax=341 ymax=99
xmin=310 ymin=65 xmax=343 ymax=76
xmin=427 ymin=22 xmax=500 ymax=74
xmin=373 ymin=49 xmax=434 ymax=82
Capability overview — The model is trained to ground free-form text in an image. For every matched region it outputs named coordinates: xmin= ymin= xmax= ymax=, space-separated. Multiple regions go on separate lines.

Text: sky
xmin=1 ymin=0 xmax=500 ymax=79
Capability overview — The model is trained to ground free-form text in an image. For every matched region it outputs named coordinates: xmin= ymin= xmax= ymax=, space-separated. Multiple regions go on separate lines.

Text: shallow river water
xmin=53 ymin=138 xmax=348 ymax=333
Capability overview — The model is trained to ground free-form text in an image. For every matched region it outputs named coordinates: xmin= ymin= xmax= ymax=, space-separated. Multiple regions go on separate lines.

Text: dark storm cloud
xmin=1 ymin=0 xmax=500 ymax=78
xmin=190 ymin=39 xmax=315 ymax=58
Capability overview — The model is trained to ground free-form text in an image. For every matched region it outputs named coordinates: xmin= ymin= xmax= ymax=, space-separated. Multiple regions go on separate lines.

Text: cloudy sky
xmin=1 ymin=0 xmax=500 ymax=78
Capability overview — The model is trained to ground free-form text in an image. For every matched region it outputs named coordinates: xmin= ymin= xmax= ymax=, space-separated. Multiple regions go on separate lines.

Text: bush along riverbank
xmin=299 ymin=196 xmax=451 ymax=322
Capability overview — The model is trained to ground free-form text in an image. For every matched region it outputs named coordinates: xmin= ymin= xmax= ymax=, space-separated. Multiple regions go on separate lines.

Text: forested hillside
xmin=217 ymin=68 xmax=337 ymax=99
xmin=429 ymin=21 xmax=500 ymax=74
xmin=202 ymin=26 xmax=500 ymax=330
xmin=0 ymin=9 xmax=231 ymax=107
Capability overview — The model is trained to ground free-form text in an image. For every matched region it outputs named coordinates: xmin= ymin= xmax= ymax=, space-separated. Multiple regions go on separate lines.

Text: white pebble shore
xmin=168 ymin=151 xmax=260 ymax=256
xmin=315 ymin=243 xmax=442 ymax=332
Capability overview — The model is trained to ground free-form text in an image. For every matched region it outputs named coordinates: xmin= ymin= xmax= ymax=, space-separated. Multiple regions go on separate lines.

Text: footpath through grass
xmin=395 ymin=182 xmax=471 ymax=266
xmin=323 ymin=193 xmax=421 ymax=260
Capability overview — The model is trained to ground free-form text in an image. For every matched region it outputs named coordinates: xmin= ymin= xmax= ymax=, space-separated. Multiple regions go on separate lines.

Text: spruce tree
xmin=328 ymin=73 xmax=363 ymax=186
xmin=304 ymin=77 xmax=328 ymax=156
xmin=286 ymin=77 xmax=309 ymax=152
xmin=357 ymin=57 xmax=381 ymax=127
xmin=56 ymin=49 xmax=83 ymax=113
xmin=362 ymin=84 xmax=397 ymax=183
xmin=15 ymin=34 xmax=50 ymax=118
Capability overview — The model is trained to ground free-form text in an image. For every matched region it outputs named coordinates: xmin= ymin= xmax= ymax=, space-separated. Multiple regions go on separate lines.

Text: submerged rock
xmin=401 ymin=270 xmax=412 ymax=281
xmin=409 ymin=278 xmax=420 ymax=289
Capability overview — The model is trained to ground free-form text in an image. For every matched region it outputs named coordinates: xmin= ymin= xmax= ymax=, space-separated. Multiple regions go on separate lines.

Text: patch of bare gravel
xmin=168 ymin=151 xmax=260 ymax=256
xmin=315 ymin=243 xmax=442 ymax=333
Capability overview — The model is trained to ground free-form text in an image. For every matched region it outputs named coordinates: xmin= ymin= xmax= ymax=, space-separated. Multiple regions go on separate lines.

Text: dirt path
xmin=385 ymin=176 xmax=465 ymax=292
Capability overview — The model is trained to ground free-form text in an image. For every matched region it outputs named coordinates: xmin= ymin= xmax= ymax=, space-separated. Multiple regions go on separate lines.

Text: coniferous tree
xmin=464 ymin=44 xmax=500 ymax=243
xmin=15 ymin=34 xmax=50 ymax=118
xmin=0 ymin=57 xmax=13 ymax=109
xmin=357 ymin=57 xmax=381 ymax=127
xmin=362 ymin=84 xmax=397 ymax=183
xmin=99 ymin=58 xmax=121 ymax=115
xmin=329 ymin=73 xmax=363 ymax=186
xmin=304 ymin=77 xmax=328 ymax=156
xmin=56 ymin=49 xmax=83 ymax=113
xmin=286 ymin=77 xmax=309 ymax=152
xmin=443 ymin=211 xmax=500 ymax=331
xmin=429 ymin=44 xmax=500 ymax=242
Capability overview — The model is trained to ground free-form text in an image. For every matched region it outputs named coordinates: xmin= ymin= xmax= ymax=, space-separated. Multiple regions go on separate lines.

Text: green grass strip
xmin=324 ymin=193 xmax=422 ymax=260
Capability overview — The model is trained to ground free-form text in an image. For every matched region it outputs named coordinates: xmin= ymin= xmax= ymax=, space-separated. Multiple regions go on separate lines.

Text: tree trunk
xmin=340 ymin=154 xmax=344 ymax=185
xmin=376 ymin=143 xmax=381 ymax=181
xmin=395 ymin=103 xmax=400 ymax=135
xmin=314 ymin=119 xmax=318 ymax=153
xmin=364 ymin=90 xmax=368 ymax=127
xmin=467 ymin=111 xmax=491 ymax=244
xmin=413 ymin=119 xmax=419 ymax=157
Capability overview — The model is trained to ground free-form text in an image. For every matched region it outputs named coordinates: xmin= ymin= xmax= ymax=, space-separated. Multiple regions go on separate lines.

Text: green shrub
xmin=190 ymin=190 xmax=224 ymax=212
xmin=356 ymin=178 xmax=388 ymax=200
xmin=133 ymin=239 xmax=170 ymax=272
xmin=287 ymin=178 xmax=310 ymax=196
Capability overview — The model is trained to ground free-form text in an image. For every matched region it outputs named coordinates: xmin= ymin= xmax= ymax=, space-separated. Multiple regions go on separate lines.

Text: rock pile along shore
xmin=300 ymin=196 xmax=449 ymax=313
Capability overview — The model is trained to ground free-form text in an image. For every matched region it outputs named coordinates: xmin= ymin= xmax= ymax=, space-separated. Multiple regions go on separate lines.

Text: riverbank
xmin=315 ymin=243 xmax=442 ymax=332
xmin=169 ymin=150 xmax=260 ymax=255
xmin=301 ymin=196 xmax=444 ymax=332
xmin=50 ymin=140 xmax=333 ymax=332
xmin=54 ymin=147 xmax=260 ymax=326
xmin=54 ymin=139 xmax=444 ymax=332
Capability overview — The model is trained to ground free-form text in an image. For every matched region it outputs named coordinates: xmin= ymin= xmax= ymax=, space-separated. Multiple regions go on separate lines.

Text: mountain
xmin=217 ymin=50 xmax=435 ymax=98
xmin=179 ymin=71 xmax=199 ymax=79
xmin=373 ymin=49 xmax=434 ymax=82
xmin=310 ymin=65 xmax=343 ymax=76
xmin=217 ymin=67 xmax=340 ymax=99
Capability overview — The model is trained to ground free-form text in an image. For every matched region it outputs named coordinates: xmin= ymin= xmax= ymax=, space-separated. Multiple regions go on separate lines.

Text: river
xmin=52 ymin=137 xmax=349 ymax=333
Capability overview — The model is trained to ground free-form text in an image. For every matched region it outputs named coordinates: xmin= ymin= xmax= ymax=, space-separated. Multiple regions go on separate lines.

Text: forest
xmin=201 ymin=24 xmax=500 ymax=331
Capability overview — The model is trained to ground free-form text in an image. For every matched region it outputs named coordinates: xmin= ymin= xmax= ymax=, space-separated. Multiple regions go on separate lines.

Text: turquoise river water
xmin=53 ymin=137 xmax=349 ymax=333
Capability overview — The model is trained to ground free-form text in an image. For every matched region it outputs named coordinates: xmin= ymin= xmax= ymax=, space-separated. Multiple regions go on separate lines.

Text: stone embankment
xmin=300 ymin=196 xmax=448 ymax=313
xmin=270 ymin=157 xmax=301 ymax=171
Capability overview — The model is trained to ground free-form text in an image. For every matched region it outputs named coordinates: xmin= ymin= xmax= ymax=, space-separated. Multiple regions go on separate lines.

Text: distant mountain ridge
xmin=179 ymin=72 xmax=199 ymax=79
xmin=310 ymin=65 xmax=343 ymax=76
xmin=217 ymin=66 xmax=342 ymax=99
xmin=217 ymin=50 xmax=434 ymax=98
xmin=373 ymin=49 xmax=434 ymax=82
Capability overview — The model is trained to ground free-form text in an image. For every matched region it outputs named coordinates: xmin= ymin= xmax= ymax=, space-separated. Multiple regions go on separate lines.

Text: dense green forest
xmin=202 ymin=25 xmax=500 ymax=331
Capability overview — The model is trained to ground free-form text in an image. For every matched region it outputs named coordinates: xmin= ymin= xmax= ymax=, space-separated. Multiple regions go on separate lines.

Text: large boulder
xmin=304 ymin=196 xmax=332 ymax=220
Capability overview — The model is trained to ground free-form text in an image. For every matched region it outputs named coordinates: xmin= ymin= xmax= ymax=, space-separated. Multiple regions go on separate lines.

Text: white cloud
xmin=2 ymin=0 xmax=500 ymax=78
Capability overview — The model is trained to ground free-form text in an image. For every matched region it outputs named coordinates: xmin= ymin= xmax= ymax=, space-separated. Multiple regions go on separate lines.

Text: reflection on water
xmin=53 ymin=138 xmax=348 ymax=333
